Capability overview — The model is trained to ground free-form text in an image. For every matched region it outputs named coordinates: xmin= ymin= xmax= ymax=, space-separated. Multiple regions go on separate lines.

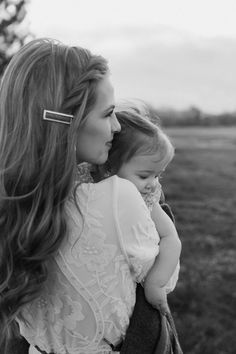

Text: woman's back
xmin=18 ymin=176 xmax=159 ymax=354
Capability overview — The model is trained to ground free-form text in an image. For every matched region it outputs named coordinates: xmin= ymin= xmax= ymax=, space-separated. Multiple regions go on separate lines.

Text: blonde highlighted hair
xmin=0 ymin=38 xmax=108 ymax=346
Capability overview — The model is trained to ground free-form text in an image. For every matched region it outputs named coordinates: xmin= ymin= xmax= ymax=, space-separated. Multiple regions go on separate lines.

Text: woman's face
xmin=76 ymin=75 xmax=121 ymax=165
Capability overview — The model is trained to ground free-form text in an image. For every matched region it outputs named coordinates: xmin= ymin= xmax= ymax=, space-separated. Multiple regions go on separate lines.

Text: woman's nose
xmin=111 ymin=113 xmax=121 ymax=133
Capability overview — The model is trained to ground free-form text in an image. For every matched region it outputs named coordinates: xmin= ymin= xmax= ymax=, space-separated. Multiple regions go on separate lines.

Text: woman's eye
xmin=139 ymin=176 xmax=147 ymax=180
xmin=105 ymin=110 xmax=114 ymax=118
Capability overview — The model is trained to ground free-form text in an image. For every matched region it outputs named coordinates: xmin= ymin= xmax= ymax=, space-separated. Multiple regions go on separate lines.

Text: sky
xmin=26 ymin=0 xmax=236 ymax=114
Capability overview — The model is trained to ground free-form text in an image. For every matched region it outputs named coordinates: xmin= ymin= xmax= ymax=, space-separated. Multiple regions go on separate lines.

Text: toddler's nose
xmin=145 ymin=183 xmax=154 ymax=193
xmin=146 ymin=179 xmax=158 ymax=193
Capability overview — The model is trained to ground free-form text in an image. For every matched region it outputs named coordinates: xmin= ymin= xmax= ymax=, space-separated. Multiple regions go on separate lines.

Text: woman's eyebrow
xmin=103 ymin=105 xmax=115 ymax=114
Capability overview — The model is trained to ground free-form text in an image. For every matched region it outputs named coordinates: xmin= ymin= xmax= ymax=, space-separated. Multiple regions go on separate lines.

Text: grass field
xmin=162 ymin=126 xmax=236 ymax=354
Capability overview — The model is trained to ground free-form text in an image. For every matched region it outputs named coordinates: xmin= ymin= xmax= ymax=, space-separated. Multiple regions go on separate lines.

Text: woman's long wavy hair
xmin=0 ymin=38 xmax=108 ymax=346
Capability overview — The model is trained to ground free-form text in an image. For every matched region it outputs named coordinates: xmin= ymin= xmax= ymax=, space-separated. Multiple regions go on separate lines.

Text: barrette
xmin=43 ymin=109 xmax=74 ymax=125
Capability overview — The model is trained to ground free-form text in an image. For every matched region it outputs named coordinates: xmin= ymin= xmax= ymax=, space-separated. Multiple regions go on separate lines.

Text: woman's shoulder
xmin=112 ymin=176 xmax=150 ymax=218
xmin=76 ymin=175 xmax=139 ymax=194
xmin=72 ymin=175 xmax=144 ymax=215
xmin=99 ymin=175 xmax=143 ymax=202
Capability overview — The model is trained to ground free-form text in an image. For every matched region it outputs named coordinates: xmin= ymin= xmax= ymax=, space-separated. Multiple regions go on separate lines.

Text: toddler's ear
xmin=160 ymin=202 xmax=175 ymax=224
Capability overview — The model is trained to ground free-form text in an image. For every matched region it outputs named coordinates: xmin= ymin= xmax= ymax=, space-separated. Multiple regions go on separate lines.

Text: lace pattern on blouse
xmin=55 ymin=251 xmax=105 ymax=347
xmin=17 ymin=173 xmax=162 ymax=354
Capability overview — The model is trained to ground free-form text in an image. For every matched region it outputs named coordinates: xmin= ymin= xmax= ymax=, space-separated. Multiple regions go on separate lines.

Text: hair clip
xmin=43 ymin=109 xmax=74 ymax=125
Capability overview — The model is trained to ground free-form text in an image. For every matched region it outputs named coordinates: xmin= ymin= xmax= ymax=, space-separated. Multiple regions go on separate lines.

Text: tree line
xmin=156 ymin=106 xmax=236 ymax=127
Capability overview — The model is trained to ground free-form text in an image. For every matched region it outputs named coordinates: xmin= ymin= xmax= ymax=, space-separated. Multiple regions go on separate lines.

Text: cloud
xmin=102 ymin=26 xmax=236 ymax=113
xmin=31 ymin=22 xmax=236 ymax=113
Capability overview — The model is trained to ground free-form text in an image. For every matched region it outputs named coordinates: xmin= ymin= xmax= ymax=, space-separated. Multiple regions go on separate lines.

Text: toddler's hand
xmin=144 ymin=280 xmax=169 ymax=315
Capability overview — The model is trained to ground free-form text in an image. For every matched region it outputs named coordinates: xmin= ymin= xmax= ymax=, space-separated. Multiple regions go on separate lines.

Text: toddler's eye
xmin=139 ymin=176 xmax=147 ymax=180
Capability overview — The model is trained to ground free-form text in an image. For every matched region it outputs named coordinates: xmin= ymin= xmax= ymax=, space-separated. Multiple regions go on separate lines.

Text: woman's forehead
xmin=94 ymin=75 xmax=115 ymax=110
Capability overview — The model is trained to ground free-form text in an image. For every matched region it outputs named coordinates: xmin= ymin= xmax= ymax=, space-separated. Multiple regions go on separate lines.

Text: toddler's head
xmin=107 ymin=105 xmax=174 ymax=195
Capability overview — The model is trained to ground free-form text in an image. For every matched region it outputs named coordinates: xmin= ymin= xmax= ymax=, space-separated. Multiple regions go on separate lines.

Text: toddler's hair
xmin=107 ymin=104 xmax=174 ymax=174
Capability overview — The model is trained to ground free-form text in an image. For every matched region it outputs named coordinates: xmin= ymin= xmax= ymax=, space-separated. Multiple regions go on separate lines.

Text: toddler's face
xmin=117 ymin=153 xmax=166 ymax=195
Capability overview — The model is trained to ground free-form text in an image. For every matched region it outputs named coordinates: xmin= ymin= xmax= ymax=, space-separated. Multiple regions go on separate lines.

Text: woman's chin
xmin=97 ymin=152 xmax=109 ymax=165
xmin=89 ymin=153 xmax=108 ymax=166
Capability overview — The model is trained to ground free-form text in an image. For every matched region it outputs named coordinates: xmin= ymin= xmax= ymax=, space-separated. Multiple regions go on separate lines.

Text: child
xmin=99 ymin=104 xmax=182 ymax=313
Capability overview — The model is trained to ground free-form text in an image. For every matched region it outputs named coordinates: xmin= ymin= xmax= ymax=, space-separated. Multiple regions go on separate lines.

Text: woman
xmin=0 ymin=38 xmax=181 ymax=354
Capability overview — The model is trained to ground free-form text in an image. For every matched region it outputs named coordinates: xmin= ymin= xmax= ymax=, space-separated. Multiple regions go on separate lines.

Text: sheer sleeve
xmin=114 ymin=177 xmax=160 ymax=283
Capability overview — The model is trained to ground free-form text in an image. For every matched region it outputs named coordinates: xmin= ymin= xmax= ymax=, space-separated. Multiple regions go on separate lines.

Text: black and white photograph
xmin=0 ymin=1 xmax=235 ymax=353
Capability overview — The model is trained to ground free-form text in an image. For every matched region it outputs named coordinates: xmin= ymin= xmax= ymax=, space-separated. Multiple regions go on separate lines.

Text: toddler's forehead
xmin=135 ymin=151 xmax=162 ymax=163
xmin=129 ymin=153 xmax=162 ymax=170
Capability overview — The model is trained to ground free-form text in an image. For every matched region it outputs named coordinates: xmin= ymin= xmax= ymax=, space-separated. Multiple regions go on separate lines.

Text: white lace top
xmin=17 ymin=176 xmax=177 ymax=354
